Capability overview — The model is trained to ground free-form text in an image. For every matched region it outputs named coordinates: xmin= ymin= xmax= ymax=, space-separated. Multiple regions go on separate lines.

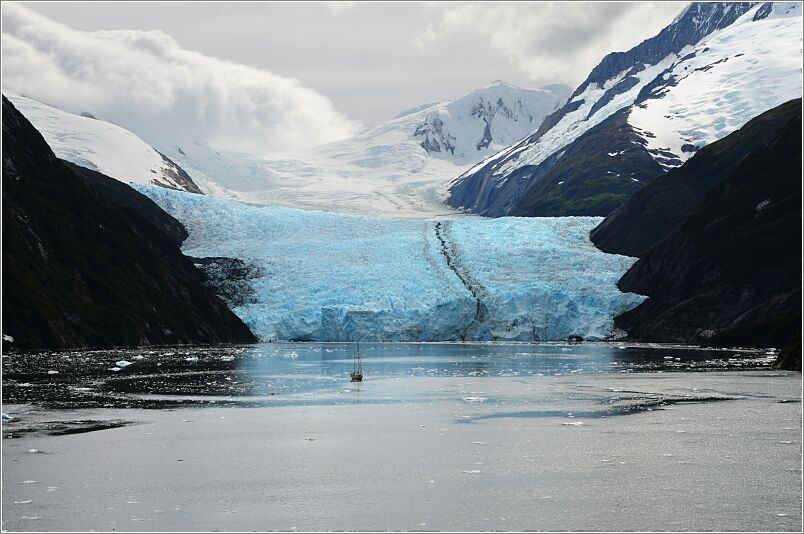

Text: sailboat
xmin=351 ymin=341 xmax=363 ymax=382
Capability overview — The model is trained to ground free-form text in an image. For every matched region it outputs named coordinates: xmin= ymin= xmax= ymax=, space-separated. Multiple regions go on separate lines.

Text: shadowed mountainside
xmin=591 ymin=99 xmax=801 ymax=370
xmin=2 ymin=95 xmax=256 ymax=350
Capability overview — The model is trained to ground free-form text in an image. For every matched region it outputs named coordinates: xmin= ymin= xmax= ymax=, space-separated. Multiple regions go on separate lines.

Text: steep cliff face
xmin=2 ymin=95 xmax=256 ymax=350
xmin=608 ymin=99 xmax=801 ymax=359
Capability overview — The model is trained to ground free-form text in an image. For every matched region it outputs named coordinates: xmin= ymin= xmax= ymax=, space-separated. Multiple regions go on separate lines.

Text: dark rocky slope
xmin=591 ymin=99 xmax=803 ymax=257
xmin=510 ymin=109 xmax=665 ymax=217
xmin=2 ymin=95 xmax=256 ymax=350
xmin=601 ymin=99 xmax=801 ymax=369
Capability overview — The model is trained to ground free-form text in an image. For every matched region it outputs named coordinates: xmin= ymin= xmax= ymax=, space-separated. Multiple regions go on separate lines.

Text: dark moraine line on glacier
xmin=434 ymin=220 xmax=489 ymax=339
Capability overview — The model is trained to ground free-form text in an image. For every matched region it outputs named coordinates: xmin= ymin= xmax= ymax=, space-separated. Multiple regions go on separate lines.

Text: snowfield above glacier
xmin=139 ymin=186 xmax=644 ymax=342
xmin=157 ymin=81 xmax=569 ymax=217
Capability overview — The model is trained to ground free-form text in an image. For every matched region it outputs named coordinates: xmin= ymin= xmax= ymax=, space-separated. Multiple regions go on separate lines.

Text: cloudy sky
xmin=2 ymin=1 xmax=685 ymax=153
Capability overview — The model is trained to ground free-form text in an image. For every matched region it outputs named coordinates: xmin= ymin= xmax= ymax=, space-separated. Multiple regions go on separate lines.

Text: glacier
xmin=139 ymin=186 xmax=645 ymax=342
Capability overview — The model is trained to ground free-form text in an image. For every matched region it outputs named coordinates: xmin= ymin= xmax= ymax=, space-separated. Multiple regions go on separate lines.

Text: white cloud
xmin=324 ymin=2 xmax=358 ymax=14
xmin=414 ymin=2 xmax=686 ymax=87
xmin=1 ymin=2 xmax=360 ymax=155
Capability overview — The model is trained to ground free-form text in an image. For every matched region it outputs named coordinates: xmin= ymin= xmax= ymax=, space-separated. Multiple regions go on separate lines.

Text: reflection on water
xmin=2 ymin=342 xmax=777 ymax=410
xmin=238 ymin=341 xmax=774 ymax=380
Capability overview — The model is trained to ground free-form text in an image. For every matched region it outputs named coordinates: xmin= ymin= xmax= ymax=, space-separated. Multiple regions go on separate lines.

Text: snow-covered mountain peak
xmin=447 ymin=1 xmax=802 ymax=217
xmin=155 ymin=81 xmax=572 ymax=217
xmin=7 ymin=95 xmax=203 ymax=194
xmin=8 ymin=81 xmax=569 ymax=217
xmin=400 ymin=81 xmax=571 ymax=164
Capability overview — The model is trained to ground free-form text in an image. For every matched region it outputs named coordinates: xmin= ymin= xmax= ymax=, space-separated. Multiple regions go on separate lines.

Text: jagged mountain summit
xmin=6 ymin=95 xmax=203 ymax=195
xmin=9 ymin=82 xmax=569 ymax=218
xmin=448 ymin=2 xmax=802 ymax=217
xmin=404 ymin=81 xmax=571 ymax=162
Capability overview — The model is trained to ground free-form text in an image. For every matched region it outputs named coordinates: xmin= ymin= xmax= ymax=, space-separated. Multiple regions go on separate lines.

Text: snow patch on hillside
xmin=493 ymin=53 xmax=684 ymax=179
xmin=628 ymin=5 xmax=803 ymax=167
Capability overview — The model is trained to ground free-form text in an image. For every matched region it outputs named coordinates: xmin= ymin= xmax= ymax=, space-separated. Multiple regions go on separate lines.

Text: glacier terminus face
xmin=140 ymin=186 xmax=645 ymax=342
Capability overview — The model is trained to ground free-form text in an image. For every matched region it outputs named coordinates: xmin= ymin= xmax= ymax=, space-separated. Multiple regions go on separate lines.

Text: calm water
xmin=2 ymin=343 xmax=799 ymax=532
xmin=2 ymin=342 xmax=777 ymax=410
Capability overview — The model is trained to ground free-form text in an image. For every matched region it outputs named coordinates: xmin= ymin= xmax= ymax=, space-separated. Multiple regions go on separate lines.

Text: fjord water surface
xmin=2 ymin=342 xmax=800 ymax=532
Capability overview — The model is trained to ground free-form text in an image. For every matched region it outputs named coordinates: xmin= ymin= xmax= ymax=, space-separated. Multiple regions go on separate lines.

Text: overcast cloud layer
xmin=1 ymin=3 xmax=360 ymax=154
xmin=416 ymin=2 xmax=687 ymax=84
xmin=2 ymin=2 xmax=685 ymax=152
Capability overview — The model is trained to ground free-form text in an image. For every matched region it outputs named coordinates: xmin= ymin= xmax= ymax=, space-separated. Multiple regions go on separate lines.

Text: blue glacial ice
xmin=138 ymin=186 xmax=645 ymax=342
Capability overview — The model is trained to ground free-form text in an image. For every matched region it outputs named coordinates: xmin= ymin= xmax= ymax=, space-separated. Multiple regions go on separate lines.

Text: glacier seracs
xmin=140 ymin=186 xmax=645 ymax=342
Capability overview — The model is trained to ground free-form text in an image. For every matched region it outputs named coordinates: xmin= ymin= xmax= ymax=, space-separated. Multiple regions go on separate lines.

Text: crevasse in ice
xmin=139 ymin=186 xmax=645 ymax=342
